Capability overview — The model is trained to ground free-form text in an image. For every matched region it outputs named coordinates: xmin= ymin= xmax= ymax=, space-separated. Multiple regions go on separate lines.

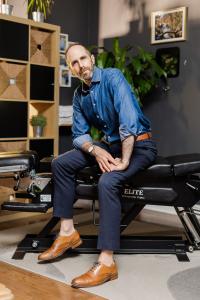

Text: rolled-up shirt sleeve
xmin=109 ymin=69 xmax=141 ymax=141
xmin=72 ymin=91 xmax=93 ymax=149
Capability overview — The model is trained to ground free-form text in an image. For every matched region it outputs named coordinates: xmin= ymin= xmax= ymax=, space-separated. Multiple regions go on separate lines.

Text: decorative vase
xmin=0 ymin=4 xmax=13 ymax=15
xmin=33 ymin=126 xmax=44 ymax=137
xmin=32 ymin=11 xmax=44 ymax=22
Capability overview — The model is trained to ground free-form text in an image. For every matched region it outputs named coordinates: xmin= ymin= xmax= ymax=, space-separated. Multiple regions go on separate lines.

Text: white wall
xmin=8 ymin=0 xmax=27 ymax=18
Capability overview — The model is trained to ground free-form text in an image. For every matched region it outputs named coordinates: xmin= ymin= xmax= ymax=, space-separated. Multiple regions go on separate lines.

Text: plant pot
xmin=33 ymin=126 xmax=44 ymax=137
xmin=32 ymin=11 xmax=44 ymax=22
xmin=0 ymin=4 xmax=13 ymax=15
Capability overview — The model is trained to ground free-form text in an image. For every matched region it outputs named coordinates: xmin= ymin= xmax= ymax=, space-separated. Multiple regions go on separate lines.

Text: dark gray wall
xmin=48 ymin=1 xmax=200 ymax=156
xmin=47 ymin=0 xmax=99 ymax=153
xmin=104 ymin=3 xmax=200 ymax=156
xmin=47 ymin=0 xmax=99 ymax=45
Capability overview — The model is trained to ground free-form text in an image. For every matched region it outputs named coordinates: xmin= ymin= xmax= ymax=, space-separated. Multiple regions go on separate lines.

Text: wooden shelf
xmin=0 ymin=57 xmax=28 ymax=64
xmin=29 ymin=136 xmax=55 ymax=140
xmin=0 ymin=138 xmax=27 ymax=141
xmin=30 ymin=100 xmax=54 ymax=104
xmin=59 ymin=124 xmax=72 ymax=127
xmin=0 ymin=98 xmax=28 ymax=102
xmin=30 ymin=62 xmax=55 ymax=68
xmin=0 ymin=15 xmax=60 ymax=159
xmin=0 ymin=140 xmax=27 ymax=152
xmin=0 ymin=13 xmax=59 ymax=31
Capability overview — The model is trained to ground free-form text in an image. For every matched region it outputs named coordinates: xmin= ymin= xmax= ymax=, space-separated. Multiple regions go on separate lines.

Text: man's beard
xmin=80 ymin=66 xmax=93 ymax=81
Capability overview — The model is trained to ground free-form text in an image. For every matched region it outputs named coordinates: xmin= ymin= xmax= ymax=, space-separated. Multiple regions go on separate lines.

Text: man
xmin=38 ymin=44 xmax=157 ymax=288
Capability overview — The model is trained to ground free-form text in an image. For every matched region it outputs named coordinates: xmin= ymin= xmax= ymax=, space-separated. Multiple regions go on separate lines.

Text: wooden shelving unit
xmin=0 ymin=14 xmax=60 ymax=159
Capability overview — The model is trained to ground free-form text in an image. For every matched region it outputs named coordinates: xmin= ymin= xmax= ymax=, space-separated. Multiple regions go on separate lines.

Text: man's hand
xmin=93 ymin=146 xmax=119 ymax=173
xmin=109 ymin=157 xmax=129 ymax=171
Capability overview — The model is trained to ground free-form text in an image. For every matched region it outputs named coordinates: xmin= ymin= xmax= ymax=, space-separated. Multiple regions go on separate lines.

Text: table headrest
xmin=167 ymin=153 xmax=200 ymax=176
xmin=0 ymin=150 xmax=39 ymax=171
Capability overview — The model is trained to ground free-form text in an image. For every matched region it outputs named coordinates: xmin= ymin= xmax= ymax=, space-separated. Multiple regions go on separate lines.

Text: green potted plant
xmin=27 ymin=0 xmax=54 ymax=22
xmin=89 ymin=38 xmax=167 ymax=140
xmin=30 ymin=114 xmax=47 ymax=137
xmin=90 ymin=38 xmax=167 ymax=105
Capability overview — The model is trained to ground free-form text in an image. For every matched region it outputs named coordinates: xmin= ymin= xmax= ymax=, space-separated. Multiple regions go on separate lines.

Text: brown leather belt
xmin=136 ymin=132 xmax=152 ymax=142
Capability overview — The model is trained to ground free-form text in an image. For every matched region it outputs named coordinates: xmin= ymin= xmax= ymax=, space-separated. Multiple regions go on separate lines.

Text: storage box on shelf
xmin=0 ymin=60 xmax=27 ymax=100
xmin=30 ymin=27 xmax=56 ymax=66
xmin=0 ymin=14 xmax=60 ymax=159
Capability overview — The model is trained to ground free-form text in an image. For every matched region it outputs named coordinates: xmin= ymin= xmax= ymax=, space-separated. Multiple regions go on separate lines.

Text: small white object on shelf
xmin=59 ymin=105 xmax=73 ymax=126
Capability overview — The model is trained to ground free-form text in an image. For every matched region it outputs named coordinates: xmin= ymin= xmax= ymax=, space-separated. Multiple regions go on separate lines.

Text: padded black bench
xmin=0 ymin=150 xmax=38 ymax=173
xmin=1 ymin=151 xmax=200 ymax=261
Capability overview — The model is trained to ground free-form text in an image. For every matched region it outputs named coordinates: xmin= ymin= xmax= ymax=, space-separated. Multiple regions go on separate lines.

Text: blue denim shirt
xmin=72 ymin=66 xmax=151 ymax=149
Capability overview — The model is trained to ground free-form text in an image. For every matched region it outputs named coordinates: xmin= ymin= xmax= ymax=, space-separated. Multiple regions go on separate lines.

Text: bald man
xmin=38 ymin=44 xmax=157 ymax=288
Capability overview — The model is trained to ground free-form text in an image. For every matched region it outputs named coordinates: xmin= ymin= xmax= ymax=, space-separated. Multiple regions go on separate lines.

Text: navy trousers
xmin=52 ymin=139 xmax=157 ymax=251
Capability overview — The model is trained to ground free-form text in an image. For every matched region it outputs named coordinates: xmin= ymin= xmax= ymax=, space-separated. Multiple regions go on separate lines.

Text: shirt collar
xmin=91 ymin=66 xmax=102 ymax=83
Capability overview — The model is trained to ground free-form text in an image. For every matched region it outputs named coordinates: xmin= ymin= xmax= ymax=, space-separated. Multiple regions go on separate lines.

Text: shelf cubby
xmin=30 ymin=27 xmax=56 ymax=66
xmin=0 ymin=19 xmax=28 ymax=61
xmin=29 ymin=139 xmax=54 ymax=160
xmin=30 ymin=65 xmax=54 ymax=101
xmin=0 ymin=101 xmax=28 ymax=138
xmin=0 ymin=60 xmax=27 ymax=100
xmin=29 ymin=102 xmax=57 ymax=139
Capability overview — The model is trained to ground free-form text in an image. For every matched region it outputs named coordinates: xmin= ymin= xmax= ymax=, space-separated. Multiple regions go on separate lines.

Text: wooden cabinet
xmin=0 ymin=14 xmax=60 ymax=159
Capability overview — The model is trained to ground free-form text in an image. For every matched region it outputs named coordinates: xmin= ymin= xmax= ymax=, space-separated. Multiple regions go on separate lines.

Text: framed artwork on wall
xmin=60 ymin=54 xmax=67 ymax=67
xmin=151 ymin=7 xmax=187 ymax=44
xmin=59 ymin=33 xmax=68 ymax=53
xmin=59 ymin=66 xmax=71 ymax=87
xmin=156 ymin=47 xmax=180 ymax=78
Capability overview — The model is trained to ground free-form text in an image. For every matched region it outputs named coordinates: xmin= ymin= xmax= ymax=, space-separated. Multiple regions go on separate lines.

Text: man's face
xmin=66 ymin=45 xmax=95 ymax=83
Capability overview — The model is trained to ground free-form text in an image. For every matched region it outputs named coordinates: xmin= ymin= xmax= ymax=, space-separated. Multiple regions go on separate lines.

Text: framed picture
xmin=59 ymin=66 xmax=71 ymax=87
xmin=156 ymin=47 xmax=180 ymax=78
xmin=60 ymin=54 xmax=67 ymax=67
xmin=151 ymin=7 xmax=187 ymax=44
xmin=59 ymin=33 xmax=68 ymax=53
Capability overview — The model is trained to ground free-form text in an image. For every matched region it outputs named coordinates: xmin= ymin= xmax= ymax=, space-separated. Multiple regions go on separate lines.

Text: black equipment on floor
xmin=1 ymin=151 xmax=200 ymax=261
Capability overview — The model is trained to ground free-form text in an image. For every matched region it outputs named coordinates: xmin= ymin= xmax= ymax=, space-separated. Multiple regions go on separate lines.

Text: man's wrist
xmin=88 ymin=144 xmax=96 ymax=156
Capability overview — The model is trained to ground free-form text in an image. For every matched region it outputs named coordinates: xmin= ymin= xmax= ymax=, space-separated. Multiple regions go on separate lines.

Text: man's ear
xmin=68 ymin=65 xmax=73 ymax=74
xmin=67 ymin=62 xmax=75 ymax=75
xmin=91 ymin=54 xmax=95 ymax=65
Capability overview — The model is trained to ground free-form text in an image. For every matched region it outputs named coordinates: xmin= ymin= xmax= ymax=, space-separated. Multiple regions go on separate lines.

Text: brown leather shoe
xmin=38 ymin=230 xmax=82 ymax=261
xmin=71 ymin=261 xmax=118 ymax=288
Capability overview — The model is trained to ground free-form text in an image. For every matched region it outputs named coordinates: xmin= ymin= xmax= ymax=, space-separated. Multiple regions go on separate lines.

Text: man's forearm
xmin=121 ymin=135 xmax=135 ymax=165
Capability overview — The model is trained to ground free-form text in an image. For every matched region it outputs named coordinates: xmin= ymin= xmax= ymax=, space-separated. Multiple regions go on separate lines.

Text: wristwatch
xmin=88 ymin=145 xmax=95 ymax=154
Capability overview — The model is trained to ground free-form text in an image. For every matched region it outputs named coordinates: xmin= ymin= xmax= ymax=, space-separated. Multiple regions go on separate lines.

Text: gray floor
xmin=0 ymin=216 xmax=200 ymax=300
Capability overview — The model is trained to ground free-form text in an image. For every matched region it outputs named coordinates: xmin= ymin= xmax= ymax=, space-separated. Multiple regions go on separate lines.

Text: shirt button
xmin=96 ymin=115 xmax=99 ymax=118
xmin=93 ymin=103 xmax=96 ymax=106
xmin=108 ymin=135 xmax=111 ymax=138
xmin=104 ymin=125 xmax=107 ymax=128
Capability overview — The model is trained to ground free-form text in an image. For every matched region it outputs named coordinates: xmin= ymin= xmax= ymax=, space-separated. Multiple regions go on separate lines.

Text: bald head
xmin=65 ymin=44 xmax=95 ymax=85
xmin=65 ymin=44 xmax=91 ymax=64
